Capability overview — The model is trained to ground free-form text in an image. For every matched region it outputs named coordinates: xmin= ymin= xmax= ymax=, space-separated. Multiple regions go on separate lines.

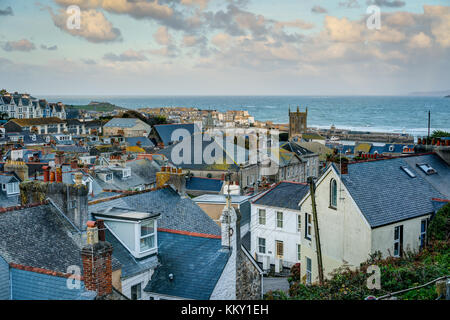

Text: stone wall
xmin=236 ymin=249 xmax=262 ymax=300
xmin=20 ymin=181 xmax=89 ymax=230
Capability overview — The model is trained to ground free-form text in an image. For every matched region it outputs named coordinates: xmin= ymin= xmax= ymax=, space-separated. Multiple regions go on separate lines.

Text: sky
xmin=0 ymin=0 xmax=449 ymax=95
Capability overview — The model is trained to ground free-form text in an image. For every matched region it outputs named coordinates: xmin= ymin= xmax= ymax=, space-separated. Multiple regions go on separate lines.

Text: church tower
xmin=289 ymin=106 xmax=308 ymax=138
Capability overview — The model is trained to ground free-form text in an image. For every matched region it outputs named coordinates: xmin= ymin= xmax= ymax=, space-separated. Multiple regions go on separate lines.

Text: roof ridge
xmin=349 ymin=152 xmax=437 ymax=165
xmin=158 ymin=228 xmax=221 ymax=239
xmin=88 ymin=185 xmax=170 ymax=205
xmin=9 ymin=263 xmax=83 ymax=280
xmin=0 ymin=200 xmax=49 ymax=214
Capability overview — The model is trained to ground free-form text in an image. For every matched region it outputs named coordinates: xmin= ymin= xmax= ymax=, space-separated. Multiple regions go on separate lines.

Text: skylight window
xmin=416 ymin=163 xmax=437 ymax=175
xmin=401 ymin=166 xmax=416 ymax=178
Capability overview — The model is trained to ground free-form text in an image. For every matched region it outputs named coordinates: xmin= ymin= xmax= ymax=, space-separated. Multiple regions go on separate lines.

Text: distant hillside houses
xmin=0 ymin=92 xmax=66 ymax=120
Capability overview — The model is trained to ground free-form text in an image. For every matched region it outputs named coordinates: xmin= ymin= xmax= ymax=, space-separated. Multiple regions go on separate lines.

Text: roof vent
xmin=168 ymin=273 xmax=174 ymax=281
xmin=416 ymin=163 xmax=437 ymax=175
xmin=401 ymin=166 xmax=416 ymax=178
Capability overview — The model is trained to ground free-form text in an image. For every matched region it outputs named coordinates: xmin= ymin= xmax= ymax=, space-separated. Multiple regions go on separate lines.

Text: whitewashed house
xmin=297 ymin=154 xmax=449 ymax=284
xmin=250 ymin=181 xmax=310 ymax=272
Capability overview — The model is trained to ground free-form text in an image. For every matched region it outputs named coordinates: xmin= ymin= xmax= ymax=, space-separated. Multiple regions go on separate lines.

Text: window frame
xmin=394 ymin=225 xmax=403 ymax=257
xmin=130 ymin=282 xmax=142 ymax=300
xmin=276 ymin=211 xmax=283 ymax=229
xmin=258 ymin=237 xmax=266 ymax=254
xmin=139 ymin=219 xmax=156 ymax=253
xmin=258 ymin=208 xmax=266 ymax=225
xmin=275 ymin=240 xmax=284 ymax=259
xmin=305 ymin=213 xmax=312 ymax=240
xmin=330 ymin=178 xmax=337 ymax=209
xmin=297 ymin=215 xmax=301 ymax=233
xmin=306 ymin=257 xmax=312 ymax=285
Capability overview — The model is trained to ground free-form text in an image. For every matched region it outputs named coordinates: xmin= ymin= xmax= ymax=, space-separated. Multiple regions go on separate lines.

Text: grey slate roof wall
xmin=252 ymin=181 xmax=309 ymax=210
xmin=0 ymin=204 xmax=83 ymax=273
xmin=153 ymin=123 xmax=197 ymax=146
xmin=336 ymin=154 xmax=449 ymax=228
xmin=89 ymin=188 xmax=221 ymax=236
xmin=0 ymin=255 xmax=10 ymax=300
xmin=144 ymin=231 xmax=229 ymax=300
xmin=10 ymin=268 xmax=96 ymax=300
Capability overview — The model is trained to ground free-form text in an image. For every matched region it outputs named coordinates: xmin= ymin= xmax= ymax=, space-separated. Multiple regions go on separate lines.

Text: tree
xmin=0 ymin=89 xmax=7 ymax=95
xmin=431 ymin=130 xmax=450 ymax=138
xmin=427 ymin=203 xmax=450 ymax=242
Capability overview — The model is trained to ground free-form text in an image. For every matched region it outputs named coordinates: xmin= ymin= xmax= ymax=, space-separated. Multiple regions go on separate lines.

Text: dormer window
xmin=93 ymin=207 xmax=160 ymax=259
xmin=122 ymin=168 xmax=131 ymax=179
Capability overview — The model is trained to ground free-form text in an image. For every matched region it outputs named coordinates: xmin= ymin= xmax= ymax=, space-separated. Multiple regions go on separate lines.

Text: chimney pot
xmin=97 ymin=219 xmax=106 ymax=242
xmin=50 ymin=170 xmax=55 ymax=182
xmin=43 ymin=166 xmax=50 ymax=182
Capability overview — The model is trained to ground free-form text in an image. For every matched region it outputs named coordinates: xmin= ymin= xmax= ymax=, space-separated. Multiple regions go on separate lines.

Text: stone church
xmin=289 ymin=106 xmax=308 ymax=138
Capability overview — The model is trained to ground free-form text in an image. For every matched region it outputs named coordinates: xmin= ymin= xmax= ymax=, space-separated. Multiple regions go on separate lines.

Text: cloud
xmin=324 ymin=16 xmax=364 ymax=42
xmin=153 ymin=26 xmax=171 ymax=45
xmin=50 ymin=8 xmax=122 ymax=43
xmin=423 ymin=5 xmax=450 ymax=48
xmin=311 ymin=5 xmax=327 ymax=14
xmin=103 ymin=49 xmax=147 ymax=62
xmin=339 ymin=0 xmax=360 ymax=8
xmin=366 ymin=0 xmax=405 ymax=8
xmin=41 ymin=44 xmax=58 ymax=51
xmin=183 ymin=35 xmax=206 ymax=47
xmin=2 ymin=39 xmax=36 ymax=52
xmin=0 ymin=6 xmax=13 ymax=16
xmin=82 ymin=58 xmax=97 ymax=64
xmin=385 ymin=12 xmax=415 ymax=26
xmin=408 ymin=32 xmax=432 ymax=48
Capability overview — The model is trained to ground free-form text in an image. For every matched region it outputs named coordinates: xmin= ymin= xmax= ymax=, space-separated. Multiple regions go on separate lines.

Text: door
xmin=275 ymin=240 xmax=284 ymax=259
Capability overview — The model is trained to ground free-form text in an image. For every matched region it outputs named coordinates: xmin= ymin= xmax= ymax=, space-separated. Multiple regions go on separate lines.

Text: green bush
xmin=428 ymin=203 xmax=450 ymax=241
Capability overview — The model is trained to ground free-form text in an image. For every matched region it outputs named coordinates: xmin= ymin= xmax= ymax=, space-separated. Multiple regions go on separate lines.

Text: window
xmin=276 ymin=212 xmax=283 ymax=228
xmin=297 ymin=215 xmax=301 ymax=233
xmin=305 ymin=213 xmax=312 ymax=240
xmin=330 ymin=179 xmax=337 ymax=208
xmin=6 ymin=182 xmax=19 ymax=195
xmin=258 ymin=237 xmax=266 ymax=254
xmin=420 ymin=219 xmax=428 ymax=249
xmin=306 ymin=257 xmax=312 ymax=285
xmin=297 ymin=244 xmax=301 ymax=261
xmin=394 ymin=225 xmax=403 ymax=257
xmin=140 ymin=220 xmax=156 ymax=252
xmin=401 ymin=166 xmax=416 ymax=178
xmin=130 ymin=283 xmax=142 ymax=300
xmin=69 ymin=199 xmax=77 ymax=209
xmin=258 ymin=209 xmax=266 ymax=225
xmin=275 ymin=240 xmax=284 ymax=258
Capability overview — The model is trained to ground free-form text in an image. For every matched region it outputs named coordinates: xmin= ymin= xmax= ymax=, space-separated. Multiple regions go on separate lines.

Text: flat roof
xmin=193 ymin=194 xmax=251 ymax=204
xmin=93 ymin=206 xmax=160 ymax=221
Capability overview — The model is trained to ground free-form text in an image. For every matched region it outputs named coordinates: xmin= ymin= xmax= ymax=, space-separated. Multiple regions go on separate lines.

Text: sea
xmin=45 ymin=95 xmax=450 ymax=137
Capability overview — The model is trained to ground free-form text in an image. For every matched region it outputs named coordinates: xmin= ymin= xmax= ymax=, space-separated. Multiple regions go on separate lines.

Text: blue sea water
xmin=45 ymin=95 xmax=449 ymax=137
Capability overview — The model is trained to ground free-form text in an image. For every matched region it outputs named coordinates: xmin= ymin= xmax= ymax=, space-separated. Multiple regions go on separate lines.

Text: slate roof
xmin=10 ymin=268 xmax=96 ymax=300
xmin=186 ymin=177 xmax=224 ymax=193
xmin=55 ymin=145 xmax=88 ymax=153
xmin=281 ymin=141 xmax=314 ymax=157
xmin=252 ymin=181 xmax=309 ymax=210
xmin=0 ymin=173 xmax=19 ymax=184
xmin=125 ymin=137 xmax=155 ymax=148
xmin=9 ymin=117 xmax=64 ymax=126
xmin=144 ymin=231 xmax=229 ymax=300
xmin=92 ymin=159 xmax=159 ymax=191
xmin=0 ymin=204 xmax=82 ymax=273
xmin=152 ymin=123 xmax=198 ymax=146
xmin=335 ymin=154 xmax=449 ymax=228
xmin=89 ymin=188 xmax=221 ymax=236
xmin=157 ymin=133 xmax=241 ymax=172
xmin=5 ymin=133 xmax=46 ymax=145
xmin=104 ymin=118 xmax=144 ymax=128
xmin=104 ymin=229 xmax=158 ymax=279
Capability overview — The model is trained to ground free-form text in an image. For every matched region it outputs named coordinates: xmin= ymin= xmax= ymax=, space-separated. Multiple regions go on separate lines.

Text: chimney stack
xmin=341 ymin=162 xmax=348 ymax=175
xmin=56 ymin=167 xmax=63 ymax=183
xmin=81 ymin=221 xmax=113 ymax=298
xmin=43 ymin=166 xmax=50 ymax=182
